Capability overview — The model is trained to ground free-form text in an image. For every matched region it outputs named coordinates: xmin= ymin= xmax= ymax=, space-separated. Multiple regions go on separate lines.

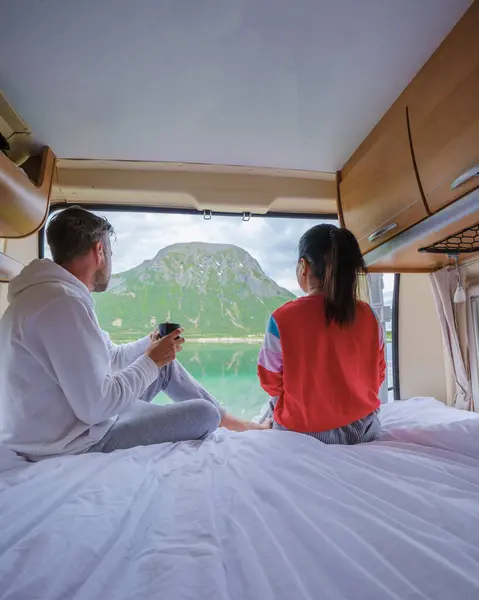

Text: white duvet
xmin=1 ymin=398 xmax=479 ymax=600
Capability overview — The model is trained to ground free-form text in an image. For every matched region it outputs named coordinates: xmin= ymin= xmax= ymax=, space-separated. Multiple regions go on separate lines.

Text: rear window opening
xmin=42 ymin=208 xmax=398 ymax=418
xmin=369 ymin=273 xmax=397 ymax=402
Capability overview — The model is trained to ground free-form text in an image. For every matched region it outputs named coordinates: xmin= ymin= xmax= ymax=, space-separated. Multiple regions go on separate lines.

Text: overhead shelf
xmin=365 ymin=188 xmax=479 ymax=272
xmin=419 ymin=223 xmax=479 ymax=255
xmin=0 ymin=146 xmax=56 ymax=238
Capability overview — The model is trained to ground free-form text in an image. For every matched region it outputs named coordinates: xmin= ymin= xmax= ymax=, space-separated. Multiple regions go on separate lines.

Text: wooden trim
xmin=335 ymin=170 xmax=345 ymax=228
xmin=0 ymin=146 xmax=56 ymax=238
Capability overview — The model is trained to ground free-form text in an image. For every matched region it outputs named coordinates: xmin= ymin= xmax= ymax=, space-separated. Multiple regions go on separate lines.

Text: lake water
xmin=153 ymin=341 xmax=268 ymax=419
xmin=149 ymin=341 xmax=394 ymax=420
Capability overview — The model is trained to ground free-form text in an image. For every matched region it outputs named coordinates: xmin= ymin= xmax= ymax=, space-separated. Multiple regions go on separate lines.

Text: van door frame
xmin=467 ymin=282 xmax=479 ymax=411
xmin=39 ymin=203 xmax=402 ymax=402
xmin=392 ymin=273 xmax=401 ymax=400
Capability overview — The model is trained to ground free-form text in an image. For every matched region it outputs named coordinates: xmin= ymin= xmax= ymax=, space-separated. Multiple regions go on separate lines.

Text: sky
xmin=44 ymin=209 xmax=394 ymax=304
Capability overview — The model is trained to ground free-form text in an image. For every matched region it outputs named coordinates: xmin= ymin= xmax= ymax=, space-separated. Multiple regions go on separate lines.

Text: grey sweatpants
xmin=87 ymin=360 xmax=225 ymax=453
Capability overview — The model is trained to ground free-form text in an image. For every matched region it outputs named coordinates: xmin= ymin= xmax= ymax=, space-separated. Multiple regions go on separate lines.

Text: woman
xmin=257 ymin=224 xmax=386 ymax=444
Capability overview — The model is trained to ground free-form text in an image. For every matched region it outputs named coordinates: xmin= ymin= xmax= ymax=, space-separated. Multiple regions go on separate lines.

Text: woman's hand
xmin=145 ymin=328 xmax=184 ymax=368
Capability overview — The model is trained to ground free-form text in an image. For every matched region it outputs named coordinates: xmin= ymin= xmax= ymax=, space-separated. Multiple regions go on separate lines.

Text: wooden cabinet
xmin=0 ymin=147 xmax=55 ymax=238
xmin=338 ymin=2 xmax=479 ymax=263
xmin=406 ymin=1 xmax=479 ymax=212
xmin=339 ymin=104 xmax=427 ymax=254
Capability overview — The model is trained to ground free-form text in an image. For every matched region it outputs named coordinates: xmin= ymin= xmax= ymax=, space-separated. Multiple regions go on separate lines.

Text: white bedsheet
xmin=1 ymin=398 xmax=479 ymax=600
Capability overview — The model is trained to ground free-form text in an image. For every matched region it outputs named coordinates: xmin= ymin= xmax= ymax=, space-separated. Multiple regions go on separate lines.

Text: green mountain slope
xmin=94 ymin=242 xmax=295 ymax=338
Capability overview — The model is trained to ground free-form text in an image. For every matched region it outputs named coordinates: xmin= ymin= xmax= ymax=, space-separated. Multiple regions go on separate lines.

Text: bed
xmin=1 ymin=397 xmax=479 ymax=600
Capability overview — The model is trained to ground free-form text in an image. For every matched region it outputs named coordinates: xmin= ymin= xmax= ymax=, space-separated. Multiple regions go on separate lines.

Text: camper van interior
xmin=1 ymin=1 xmax=478 ymax=598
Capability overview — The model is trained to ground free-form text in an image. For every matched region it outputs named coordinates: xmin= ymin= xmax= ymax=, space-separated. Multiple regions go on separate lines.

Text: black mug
xmin=158 ymin=322 xmax=181 ymax=339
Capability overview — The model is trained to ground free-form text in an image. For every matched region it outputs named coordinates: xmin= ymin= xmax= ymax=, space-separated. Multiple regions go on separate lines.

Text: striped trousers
xmin=262 ymin=399 xmax=380 ymax=445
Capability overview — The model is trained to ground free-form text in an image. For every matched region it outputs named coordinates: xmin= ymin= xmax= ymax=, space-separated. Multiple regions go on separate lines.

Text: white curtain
xmin=430 ymin=268 xmax=473 ymax=410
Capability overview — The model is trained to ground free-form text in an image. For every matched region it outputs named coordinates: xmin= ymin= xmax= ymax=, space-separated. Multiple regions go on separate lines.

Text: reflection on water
xmin=166 ymin=342 xmax=268 ymax=419
xmin=109 ymin=337 xmax=394 ymax=420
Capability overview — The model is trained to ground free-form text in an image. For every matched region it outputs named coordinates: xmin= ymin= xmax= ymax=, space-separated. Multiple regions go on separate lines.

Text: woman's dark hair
xmin=46 ymin=206 xmax=114 ymax=265
xmin=298 ymin=224 xmax=367 ymax=326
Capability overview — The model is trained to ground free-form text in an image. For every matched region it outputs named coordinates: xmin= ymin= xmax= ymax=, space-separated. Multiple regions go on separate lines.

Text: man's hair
xmin=46 ymin=206 xmax=114 ymax=265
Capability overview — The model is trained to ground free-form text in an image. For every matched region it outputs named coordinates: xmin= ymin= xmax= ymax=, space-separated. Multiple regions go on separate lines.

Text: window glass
xmin=44 ymin=210 xmax=337 ymax=419
xmin=43 ymin=211 xmax=400 ymax=411
xmin=470 ymin=293 xmax=479 ymax=406
xmin=368 ymin=273 xmax=396 ymax=401
xmin=472 ymin=296 xmax=479 ymax=363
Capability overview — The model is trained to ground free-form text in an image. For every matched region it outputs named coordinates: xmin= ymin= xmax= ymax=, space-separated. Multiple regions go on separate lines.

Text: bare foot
xmin=220 ymin=414 xmax=272 ymax=432
xmin=245 ymin=419 xmax=272 ymax=431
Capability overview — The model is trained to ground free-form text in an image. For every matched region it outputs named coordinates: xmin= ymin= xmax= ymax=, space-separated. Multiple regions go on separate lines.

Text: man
xmin=0 ymin=207 xmax=264 ymax=461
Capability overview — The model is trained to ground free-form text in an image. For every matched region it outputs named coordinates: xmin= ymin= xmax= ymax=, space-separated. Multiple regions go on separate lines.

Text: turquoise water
xmin=153 ymin=341 xmax=269 ymax=420
xmin=109 ymin=337 xmax=394 ymax=420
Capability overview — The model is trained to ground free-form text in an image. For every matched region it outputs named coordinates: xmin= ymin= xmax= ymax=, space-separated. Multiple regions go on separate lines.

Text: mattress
xmin=0 ymin=397 xmax=479 ymax=600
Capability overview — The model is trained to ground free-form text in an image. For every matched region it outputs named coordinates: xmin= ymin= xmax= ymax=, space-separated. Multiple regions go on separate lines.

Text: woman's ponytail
xmin=298 ymin=225 xmax=367 ymax=327
xmin=323 ymin=228 xmax=366 ymax=326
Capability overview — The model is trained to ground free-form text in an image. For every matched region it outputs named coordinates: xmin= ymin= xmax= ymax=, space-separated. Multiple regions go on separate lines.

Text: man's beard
xmin=92 ymin=267 xmax=110 ymax=293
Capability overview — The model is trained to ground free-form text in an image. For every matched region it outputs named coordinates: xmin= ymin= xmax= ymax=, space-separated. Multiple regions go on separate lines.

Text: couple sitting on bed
xmin=0 ymin=207 xmax=385 ymax=461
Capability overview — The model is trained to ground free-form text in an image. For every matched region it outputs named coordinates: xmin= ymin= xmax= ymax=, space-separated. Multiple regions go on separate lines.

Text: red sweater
xmin=258 ymin=296 xmax=385 ymax=433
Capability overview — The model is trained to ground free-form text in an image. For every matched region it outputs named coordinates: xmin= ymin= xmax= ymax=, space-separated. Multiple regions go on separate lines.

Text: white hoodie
xmin=0 ymin=259 xmax=158 ymax=461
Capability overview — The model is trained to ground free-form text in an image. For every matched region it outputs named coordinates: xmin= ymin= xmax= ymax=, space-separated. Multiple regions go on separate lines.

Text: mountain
xmin=94 ymin=242 xmax=295 ymax=337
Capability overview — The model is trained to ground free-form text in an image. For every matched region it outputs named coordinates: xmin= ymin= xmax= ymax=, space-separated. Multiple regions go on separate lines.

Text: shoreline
xmin=190 ymin=337 xmax=263 ymax=344
xmin=110 ymin=335 xmax=264 ymax=344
